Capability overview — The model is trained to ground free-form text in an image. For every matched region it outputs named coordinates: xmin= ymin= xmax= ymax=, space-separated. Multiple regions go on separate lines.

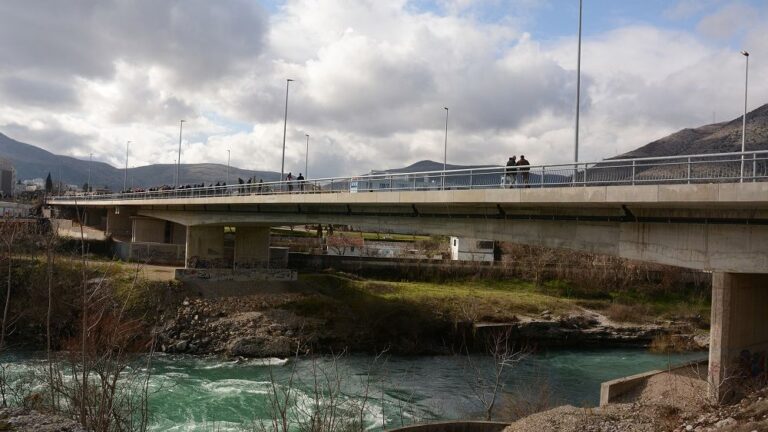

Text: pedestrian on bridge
xmin=516 ymin=155 xmax=530 ymax=187
xmin=297 ymin=173 xmax=305 ymax=191
xmin=505 ymin=156 xmax=517 ymax=188
xmin=286 ymin=172 xmax=294 ymax=192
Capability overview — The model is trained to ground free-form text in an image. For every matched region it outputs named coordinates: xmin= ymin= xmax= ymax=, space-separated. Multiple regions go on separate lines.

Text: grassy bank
xmin=293 ymin=273 xmax=710 ymax=326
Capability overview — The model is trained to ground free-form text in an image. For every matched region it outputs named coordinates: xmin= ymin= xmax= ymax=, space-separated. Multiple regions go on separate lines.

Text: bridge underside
xmin=53 ymin=183 xmax=768 ymax=402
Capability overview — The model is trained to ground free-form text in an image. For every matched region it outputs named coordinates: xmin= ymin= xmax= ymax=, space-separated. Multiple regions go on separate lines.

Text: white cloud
xmin=0 ymin=0 xmax=767 ymax=182
xmin=696 ymin=3 xmax=759 ymax=40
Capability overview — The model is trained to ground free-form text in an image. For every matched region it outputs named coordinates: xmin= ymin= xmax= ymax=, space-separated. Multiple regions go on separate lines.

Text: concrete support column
xmin=131 ymin=217 xmax=166 ymax=243
xmin=234 ymin=226 xmax=270 ymax=267
xmin=84 ymin=208 xmax=106 ymax=229
xmin=105 ymin=207 xmax=134 ymax=238
xmin=709 ymin=272 xmax=768 ymax=402
xmin=185 ymin=225 xmax=225 ymax=268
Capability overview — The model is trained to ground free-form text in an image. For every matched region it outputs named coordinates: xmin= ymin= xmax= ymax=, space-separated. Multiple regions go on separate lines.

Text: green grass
xmin=296 ymin=274 xmax=576 ymax=322
xmin=294 ymin=273 xmax=711 ymax=325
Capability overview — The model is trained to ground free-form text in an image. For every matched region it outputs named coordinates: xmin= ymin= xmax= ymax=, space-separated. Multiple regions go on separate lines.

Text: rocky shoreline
xmin=157 ymin=296 xmax=708 ymax=357
xmin=0 ymin=408 xmax=86 ymax=432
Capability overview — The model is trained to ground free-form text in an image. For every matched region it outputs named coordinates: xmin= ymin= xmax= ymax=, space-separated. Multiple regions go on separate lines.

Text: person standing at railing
xmin=516 ymin=155 xmax=530 ymax=187
xmin=505 ymin=156 xmax=517 ymax=188
xmin=297 ymin=173 xmax=305 ymax=191
xmin=286 ymin=172 xmax=294 ymax=192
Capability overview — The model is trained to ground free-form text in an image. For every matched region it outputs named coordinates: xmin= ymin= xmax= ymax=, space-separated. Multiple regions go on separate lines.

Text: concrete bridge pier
xmin=233 ymin=226 xmax=270 ymax=268
xmin=184 ymin=225 xmax=225 ymax=268
xmin=709 ymin=272 xmax=768 ymax=402
xmin=105 ymin=207 xmax=134 ymax=238
xmin=82 ymin=207 xmax=107 ymax=230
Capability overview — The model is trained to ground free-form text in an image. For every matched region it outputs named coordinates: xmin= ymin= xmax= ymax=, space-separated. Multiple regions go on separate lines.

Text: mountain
xmin=0 ymin=132 xmax=281 ymax=191
xmin=616 ymin=103 xmax=768 ymax=159
xmin=372 ymin=160 xmax=492 ymax=174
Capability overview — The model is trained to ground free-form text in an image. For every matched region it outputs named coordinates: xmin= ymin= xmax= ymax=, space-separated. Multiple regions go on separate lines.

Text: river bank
xmin=156 ymin=272 xmax=709 ymax=357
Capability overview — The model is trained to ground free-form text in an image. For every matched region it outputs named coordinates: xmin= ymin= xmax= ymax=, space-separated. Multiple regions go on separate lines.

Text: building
xmin=450 ymin=237 xmax=495 ymax=262
xmin=0 ymin=159 xmax=15 ymax=198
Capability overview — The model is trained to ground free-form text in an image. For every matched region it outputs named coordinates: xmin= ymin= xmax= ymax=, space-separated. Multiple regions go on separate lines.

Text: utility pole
xmin=123 ymin=140 xmax=130 ymax=192
xmin=443 ymin=107 xmax=449 ymax=190
xmin=305 ymin=134 xmax=309 ymax=179
xmin=574 ymin=0 xmax=583 ymax=164
xmin=176 ymin=120 xmax=185 ymax=188
xmin=280 ymin=79 xmax=294 ymax=183
xmin=740 ymin=50 xmax=749 ymax=182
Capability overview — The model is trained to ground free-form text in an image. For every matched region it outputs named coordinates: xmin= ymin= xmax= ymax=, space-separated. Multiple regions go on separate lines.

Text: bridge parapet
xmin=48 ymin=151 xmax=768 ymax=205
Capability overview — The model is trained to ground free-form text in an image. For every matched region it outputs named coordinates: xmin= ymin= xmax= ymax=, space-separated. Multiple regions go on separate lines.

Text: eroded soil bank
xmin=157 ymin=273 xmax=709 ymax=357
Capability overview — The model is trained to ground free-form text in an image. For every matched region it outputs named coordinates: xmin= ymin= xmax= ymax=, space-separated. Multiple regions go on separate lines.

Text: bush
xmin=604 ymin=303 xmax=653 ymax=323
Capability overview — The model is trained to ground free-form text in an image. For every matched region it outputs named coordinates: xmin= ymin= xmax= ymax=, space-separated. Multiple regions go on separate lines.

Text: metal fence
xmin=49 ymin=150 xmax=768 ymax=202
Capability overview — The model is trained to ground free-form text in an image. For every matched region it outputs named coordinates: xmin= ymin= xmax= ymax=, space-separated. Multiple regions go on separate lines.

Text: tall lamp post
xmin=87 ymin=153 xmax=93 ymax=193
xmin=176 ymin=119 xmax=186 ymax=188
xmin=305 ymin=134 xmax=310 ymax=179
xmin=123 ymin=140 xmax=130 ymax=192
xmin=574 ymin=0 xmax=583 ymax=182
xmin=443 ymin=107 xmax=449 ymax=190
xmin=226 ymin=149 xmax=231 ymax=185
xmin=740 ymin=50 xmax=750 ymax=182
xmin=280 ymin=79 xmax=294 ymax=184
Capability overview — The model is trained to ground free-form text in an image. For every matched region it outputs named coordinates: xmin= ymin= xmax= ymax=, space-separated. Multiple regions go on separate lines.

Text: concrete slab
xmin=718 ymin=182 xmax=768 ymax=203
xmin=484 ymin=188 xmax=521 ymax=203
xmin=658 ymin=184 xmax=719 ymax=202
xmin=605 ymin=185 xmax=658 ymax=203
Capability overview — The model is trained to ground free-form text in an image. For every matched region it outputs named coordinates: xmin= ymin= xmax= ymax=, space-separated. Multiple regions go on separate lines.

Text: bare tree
xmin=0 ymin=218 xmax=21 ymax=351
xmin=463 ymin=328 xmax=528 ymax=421
xmin=44 ymin=222 xmax=59 ymax=412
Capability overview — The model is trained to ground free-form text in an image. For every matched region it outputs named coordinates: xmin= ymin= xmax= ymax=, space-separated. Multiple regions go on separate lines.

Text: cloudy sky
xmin=0 ymin=0 xmax=766 ymax=178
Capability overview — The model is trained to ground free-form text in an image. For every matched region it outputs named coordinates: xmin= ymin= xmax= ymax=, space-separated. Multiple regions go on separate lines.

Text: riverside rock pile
xmin=673 ymin=386 xmax=768 ymax=432
xmin=157 ymin=296 xmax=319 ymax=357
xmin=0 ymin=408 xmax=86 ymax=432
xmin=504 ymin=369 xmax=768 ymax=432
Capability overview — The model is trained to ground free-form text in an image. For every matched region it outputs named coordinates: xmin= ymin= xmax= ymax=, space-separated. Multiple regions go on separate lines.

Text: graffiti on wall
xmin=175 ymin=267 xmax=297 ymax=282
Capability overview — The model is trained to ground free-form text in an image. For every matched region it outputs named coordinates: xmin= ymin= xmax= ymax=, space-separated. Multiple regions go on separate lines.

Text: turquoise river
xmin=3 ymin=349 xmax=706 ymax=431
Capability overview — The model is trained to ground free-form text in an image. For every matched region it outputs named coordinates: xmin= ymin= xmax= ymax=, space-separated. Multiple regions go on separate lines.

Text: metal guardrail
xmin=49 ymin=151 xmax=768 ymax=202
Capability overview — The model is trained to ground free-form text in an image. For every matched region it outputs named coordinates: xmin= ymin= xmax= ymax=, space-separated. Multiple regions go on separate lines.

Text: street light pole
xmin=123 ymin=140 xmax=130 ymax=192
xmin=176 ymin=119 xmax=186 ymax=188
xmin=443 ymin=107 xmax=448 ymax=190
xmin=226 ymin=149 xmax=231 ymax=184
xmin=87 ymin=153 xmax=93 ymax=193
xmin=740 ymin=50 xmax=750 ymax=182
xmin=305 ymin=134 xmax=309 ymax=179
xmin=280 ymin=79 xmax=294 ymax=183
xmin=574 ymin=0 xmax=583 ymax=164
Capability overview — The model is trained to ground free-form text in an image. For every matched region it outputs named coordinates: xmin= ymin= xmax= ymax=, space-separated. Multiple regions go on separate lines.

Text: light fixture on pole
xmin=123 ymin=140 xmax=130 ymax=192
xmin=226 ymin=149 xmax=231 ymax=185
xmin=305 ymin=134 xmax=310 ymax=179
xmin=443 ymin=107 xmax=448 ymax=190
xmin=176 ymin=119 xmax=186 ymax=188
xmin=740 ymin=50 xmax=750 ymax=182
xmin=280 ymin=79 xmax=294 ymax=183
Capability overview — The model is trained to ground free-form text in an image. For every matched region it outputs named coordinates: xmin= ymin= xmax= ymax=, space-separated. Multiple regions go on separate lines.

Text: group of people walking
xmin=504 ymin=155 xmax=531 ymax=188
xmin=284 ymin=172 xmax=307 ymax=192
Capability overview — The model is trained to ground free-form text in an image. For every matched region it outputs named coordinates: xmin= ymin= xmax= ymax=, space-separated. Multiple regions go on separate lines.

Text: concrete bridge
xmin=48 ymin=152 xmax=768 ymax=401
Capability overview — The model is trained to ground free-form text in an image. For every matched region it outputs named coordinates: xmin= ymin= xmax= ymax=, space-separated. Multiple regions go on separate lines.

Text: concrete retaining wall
xmin=599 ymin=359 xmax=708 ymax=406
xmin=113 ymin=241 xmax=185 ymax=265
xmin=175 ymin=267 xmax=297 ymax=282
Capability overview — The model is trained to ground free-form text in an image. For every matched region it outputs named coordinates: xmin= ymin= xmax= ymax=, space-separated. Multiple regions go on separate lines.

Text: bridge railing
xmin=48 ymin=150 xmax=768 ymax=202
